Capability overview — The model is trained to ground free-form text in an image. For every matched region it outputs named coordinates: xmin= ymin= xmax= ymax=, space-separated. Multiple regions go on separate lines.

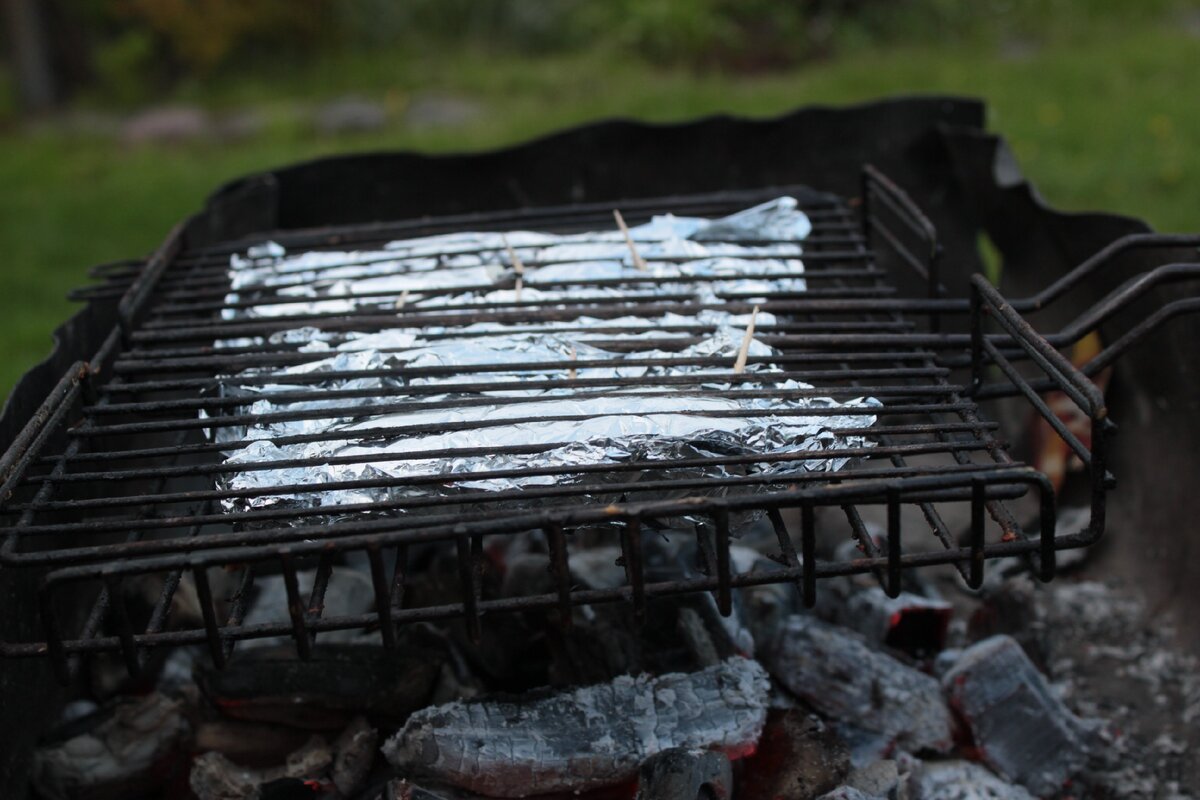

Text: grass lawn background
xmin=1 ymin=6 xmax=1198 ymax=398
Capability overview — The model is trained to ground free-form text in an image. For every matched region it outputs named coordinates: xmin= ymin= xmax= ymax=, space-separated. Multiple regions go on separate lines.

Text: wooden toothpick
xmin=503 ymin=234 xmax=525 ymax=301
xmin=502 ymin=234 xmax=525 ymax=276
xmin=733 ymin=305 xmax=760 ymax=375
xmin=395 ymin=289 xmax=410 ymax=310
xmin=613 ymin=209 xmax=649 ymax=271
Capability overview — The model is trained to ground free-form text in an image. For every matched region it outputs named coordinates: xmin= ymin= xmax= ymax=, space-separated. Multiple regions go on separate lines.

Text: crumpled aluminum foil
xmin=223 ymin=197 xmax=811 ymax=318
xmin=212 ymin=198 xmax=879 ymax=529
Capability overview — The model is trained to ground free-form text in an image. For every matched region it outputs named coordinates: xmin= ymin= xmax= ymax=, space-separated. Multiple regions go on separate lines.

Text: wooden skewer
xmin=568 ymin=346 xmax=577 ymax=381
xmin=613 ymin=209 xmax=649 ymax=272
xmin=503 ymin=235 xmax=525 ymax=301
xmin=395 ymin=289 xmax=410 ymax=310
xmin=733 ymin=305 xmax=760 ymax=375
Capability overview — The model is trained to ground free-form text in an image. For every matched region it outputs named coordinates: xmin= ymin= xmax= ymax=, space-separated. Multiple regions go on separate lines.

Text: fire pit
xmin=2 ymin=97 xmax=1197 ymax=799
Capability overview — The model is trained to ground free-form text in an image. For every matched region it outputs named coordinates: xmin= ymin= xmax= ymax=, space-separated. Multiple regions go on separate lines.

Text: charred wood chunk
xmin=675 ymin=607 xmax=721 ymax=668
xmin=908 ymin=759 xmax=1034 ymax=800
xmin=382 ymin=656 xmax=769 ymax=797
xmin=739 ymin=709 xmax=850 ymax=800
xmin=966 ymin=575 xmax=1049 ymax=672
xmin=189 ymin=736 xmax=332 ymax=800
xmin=635 ymin=747 xmax=732 ymax=800
xmin=762 ymin=615 xmax=954 ymax=757
xmin=332 ymin=716 xmax=378 ymax=797
xmin=198 ymin=644 xmax=440 ymax=730
xmin=841 ymin=588 xmax=952 ymax=657
xmin=33 ymin=692 xmax=190 ymax=800
xmin=941 ymin=635 xmax=1099 ymax=796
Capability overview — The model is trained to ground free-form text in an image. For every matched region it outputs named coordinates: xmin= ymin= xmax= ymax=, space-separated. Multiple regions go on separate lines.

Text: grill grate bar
xmin=126 ymin=289 xmax=926 ymax=339
xmin=815 ymin=203 xmax=981 ymax=585
xmin=12 ymin=439 xmax=995 ymax=517
xmin=12 ymin=460 xmax=1008 ymax=542
xmin=182 ymin=219 xmax=854 ymax=266
xmin=109 ymin=341 xmax=932 ymax=379
xmin=168 ymin=190 xmax=851 ymax=260
xmin=153 ymin=267 xmax=881 ymax=317
xmin=65 ymin=386 xmax=962 ymax=440
xmin=155 ymin=235 xmax=868 ymax=295
xmin=33 ymin=418 xmax=989 ymax=472
xmin=25 ymin=421 xmax=993 ymax=488
xmin=9 ymin=462 xmax=1032 ymax=568
xmin=82 ymin=366 xmax=948 ymax=418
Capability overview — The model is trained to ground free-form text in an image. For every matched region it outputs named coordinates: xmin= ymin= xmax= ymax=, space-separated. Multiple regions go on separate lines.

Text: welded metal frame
xmin=2 ymin=167 xmax=1186 ymax=682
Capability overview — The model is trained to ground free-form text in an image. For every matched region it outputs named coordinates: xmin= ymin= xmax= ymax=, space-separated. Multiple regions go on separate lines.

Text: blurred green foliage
xmin=29 ymin=0 xmax=1190 ymax=108
xmin=0 ymin=0 xmax=1198 ymax=399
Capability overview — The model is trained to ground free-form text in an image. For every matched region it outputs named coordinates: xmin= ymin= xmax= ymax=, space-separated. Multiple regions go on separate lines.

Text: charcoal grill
xmin=2 ymin=97 xmax=1199 ymax=794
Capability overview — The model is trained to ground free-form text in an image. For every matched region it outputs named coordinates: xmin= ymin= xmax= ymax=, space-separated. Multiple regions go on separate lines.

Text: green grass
xmin=2 ymin=10 xmax=1199 ymax=399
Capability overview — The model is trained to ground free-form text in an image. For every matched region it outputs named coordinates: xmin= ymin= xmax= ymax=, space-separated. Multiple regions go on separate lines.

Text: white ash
xmin=908 ymin=760 xmax=1034 ymax=800
xmin=762 ymin=615 xmax=954 ymax=758
xmin=382 ymin=656 xmax=769 ymax=797
xmin=942 ymin=635 xmax=1098 ymax=796
xmin=34 ymin=693 xmax=189 ymax=800
xmin=332 ymin=716 xmax=379 ymax=797
xmin=190 ymin=735 xmax=332 ymax=800
xmin=1014 ymin=578 xmax=1200 ymax=796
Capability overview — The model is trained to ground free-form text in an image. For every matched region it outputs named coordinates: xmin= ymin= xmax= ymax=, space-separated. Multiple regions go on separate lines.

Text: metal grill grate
xmin=0 ymin=169 xmax=1132 ymax=682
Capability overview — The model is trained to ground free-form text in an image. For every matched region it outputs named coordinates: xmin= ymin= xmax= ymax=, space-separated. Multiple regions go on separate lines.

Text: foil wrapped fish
xmin=211 ymin=198 xmax=878 ymax=528
xmin=223 ymin=198 xmax=811 ymax=318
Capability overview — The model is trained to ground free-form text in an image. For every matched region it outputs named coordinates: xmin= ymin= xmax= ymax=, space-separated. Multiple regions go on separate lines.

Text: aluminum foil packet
xmin=223 ymin=197 xmax=812 ymax=319
xmin=211 ymin=198 xmax=879 ymax=530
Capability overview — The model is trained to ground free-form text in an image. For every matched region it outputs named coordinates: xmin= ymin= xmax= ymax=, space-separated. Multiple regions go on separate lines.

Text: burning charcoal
xmin=735 ymin=552 xmax=800 ymax=648
xmin=941 ymin=635 xmax=1097 ymax=796
xmin=377 ymin=779 xmax=458 ymax=800
xmin=966 ymin=575 xmax=1048 ymax=672
xmin=676 ymin=606 xmax=721 ymax=667
xmin=33 ymin=692 xmax=190 ymax=800
xmin=908 ymin=760 xmax=1034 ymax=800
xmin=382 ymin=656 xmax=769 ymax=797
xmin=762 ymin=616 xmax=954 ymax=757
xmin=635 ymin=748 xmax=732 ymax=800
xmin=841 ymin=588 xmax=953 ymax=657
xmin=199 ymin=644 xmax=440 ymax=730
xmin=740 ymin=709 xmax=850 ymax=800
xmin=189 ymin=736 xmax=333 ymax=800
xmin=332 ymin=716 xmax=378 ymax=797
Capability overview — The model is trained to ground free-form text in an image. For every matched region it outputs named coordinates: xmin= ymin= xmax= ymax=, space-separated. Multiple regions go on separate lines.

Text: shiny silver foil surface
xmin=223 ymin=197 xmax=812 ymax=318
xmin=212 ymin=198 xmax=879 ymax=528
